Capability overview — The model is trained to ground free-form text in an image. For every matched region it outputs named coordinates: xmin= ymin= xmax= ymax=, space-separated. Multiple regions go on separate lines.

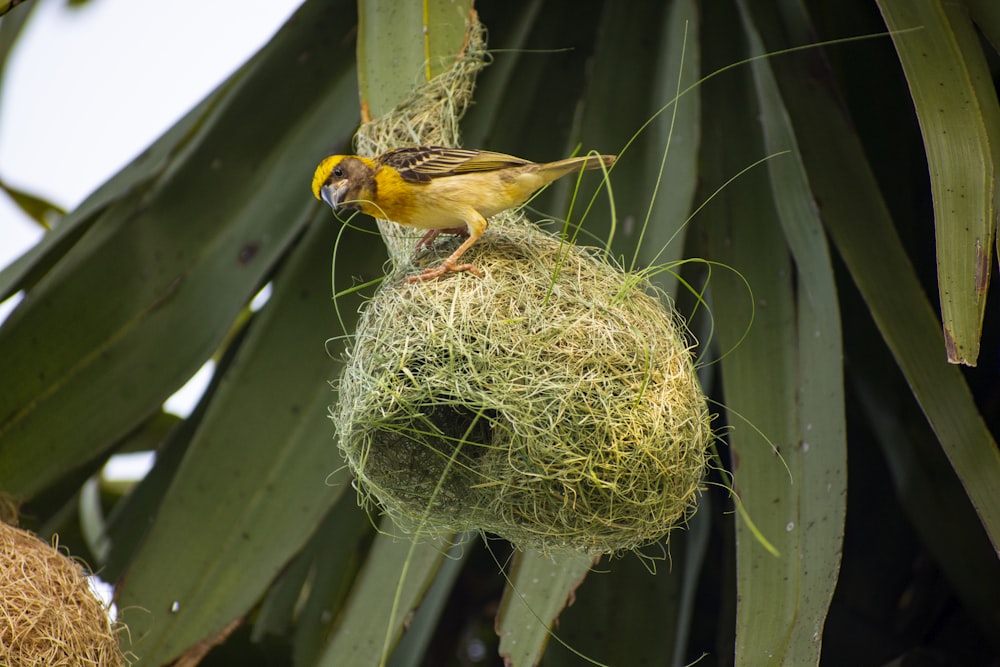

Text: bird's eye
xmin=333 ymin=166 xmax=344 ymax=178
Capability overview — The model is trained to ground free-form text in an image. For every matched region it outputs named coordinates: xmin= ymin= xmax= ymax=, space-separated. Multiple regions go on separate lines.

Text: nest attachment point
xmin=0 ymin=521 xmax=128 ymax=666
xmin=336 ymin=222 xmax=712 ymax=554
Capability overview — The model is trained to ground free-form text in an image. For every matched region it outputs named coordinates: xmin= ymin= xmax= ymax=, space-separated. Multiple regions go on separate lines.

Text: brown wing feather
xmin=377 ymin=146 xmax=532 ymax=183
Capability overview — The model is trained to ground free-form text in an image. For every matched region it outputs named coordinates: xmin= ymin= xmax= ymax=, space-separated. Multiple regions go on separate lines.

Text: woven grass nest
xmin=0 ymin=521 xmax=127 ymax=666
xmin=336 ymin=220 xmax=712 ymax=554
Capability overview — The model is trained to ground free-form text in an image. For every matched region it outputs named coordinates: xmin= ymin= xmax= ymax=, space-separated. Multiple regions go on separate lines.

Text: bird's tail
xmin=540 ymin=153 xmax=616 ymax=179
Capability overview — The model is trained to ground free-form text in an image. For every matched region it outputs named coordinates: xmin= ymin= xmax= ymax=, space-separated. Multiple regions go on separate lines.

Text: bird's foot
xmin=405 ymin=259 xmax=483 ymax=283
xmin=414 ymin=226 xmax=469 ymax=250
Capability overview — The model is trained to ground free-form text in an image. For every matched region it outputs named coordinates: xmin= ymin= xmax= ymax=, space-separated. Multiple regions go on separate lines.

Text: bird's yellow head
xmin=311 ymin=155 xmax=347 ymax=202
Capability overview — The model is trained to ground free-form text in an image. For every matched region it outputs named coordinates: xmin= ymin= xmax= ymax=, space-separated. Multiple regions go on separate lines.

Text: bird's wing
xmin=378 ymin=147 xmax=532 ymax=183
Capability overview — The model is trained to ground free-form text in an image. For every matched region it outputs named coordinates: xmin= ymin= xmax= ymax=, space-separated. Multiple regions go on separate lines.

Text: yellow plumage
xmin=312 ymin=146 xmax=615 ymax=281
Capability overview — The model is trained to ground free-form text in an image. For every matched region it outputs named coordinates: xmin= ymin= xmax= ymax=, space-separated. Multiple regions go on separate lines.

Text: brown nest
xmin=0 ymin=522 xmax=127 ymax=666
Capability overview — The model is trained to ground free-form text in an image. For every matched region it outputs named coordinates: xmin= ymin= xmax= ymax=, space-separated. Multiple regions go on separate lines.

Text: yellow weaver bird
xmin=311 ymin=146 xmax=616 ymax=282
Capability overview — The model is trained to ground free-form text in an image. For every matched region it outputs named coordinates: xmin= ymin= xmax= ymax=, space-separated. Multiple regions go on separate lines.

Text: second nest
xmin=336 ymin=222 xmax=712 ymax=554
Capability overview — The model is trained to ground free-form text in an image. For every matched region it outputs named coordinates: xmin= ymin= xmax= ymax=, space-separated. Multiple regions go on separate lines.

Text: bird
xmin=311 ymin=146 xmax=616 ymax=282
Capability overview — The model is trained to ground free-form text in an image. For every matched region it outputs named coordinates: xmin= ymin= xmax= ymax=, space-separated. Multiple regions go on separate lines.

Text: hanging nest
xmin=336 ymin=222 xmax=712 ymax=554
xmin=333 ymin=10 xmax=711 ymax=554
xmin=0 ymin=521 xmax=129 ymax=666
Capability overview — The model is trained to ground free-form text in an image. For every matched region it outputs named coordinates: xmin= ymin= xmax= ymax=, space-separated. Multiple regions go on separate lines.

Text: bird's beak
xmin=319 ymin=179 xmax=350 ymax=210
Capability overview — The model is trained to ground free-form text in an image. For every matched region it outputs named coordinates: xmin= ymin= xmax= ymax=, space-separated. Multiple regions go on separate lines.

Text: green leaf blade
xmin=114 ymin=206 xmax=383 ymax=663
xmin=877 ymin=0 xmax=1000 ymax=365
xmin=495 ymin=549 xmax=595 ymax=667
xmin=772 ymin=3 xmax=1000 ymax=556
xmin=0 ymin=0 xmax=360 ymax=498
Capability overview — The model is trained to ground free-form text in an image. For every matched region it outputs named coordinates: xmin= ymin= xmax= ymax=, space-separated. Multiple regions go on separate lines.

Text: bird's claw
xmin=405 ymin=260 xmax=483 ymax=283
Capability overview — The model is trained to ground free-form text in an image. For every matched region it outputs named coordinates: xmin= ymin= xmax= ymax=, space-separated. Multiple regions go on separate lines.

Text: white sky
xmin=0 ymin=0 xmax=305 ymax=445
